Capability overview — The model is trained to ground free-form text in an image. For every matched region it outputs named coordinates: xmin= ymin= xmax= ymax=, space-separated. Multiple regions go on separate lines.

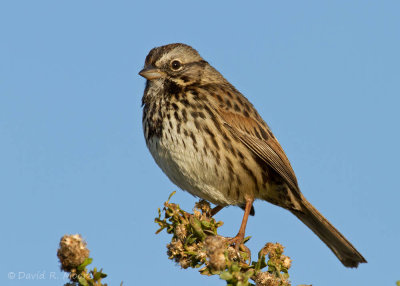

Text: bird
xmin=139 ymin=43 xmax=366 ymax=268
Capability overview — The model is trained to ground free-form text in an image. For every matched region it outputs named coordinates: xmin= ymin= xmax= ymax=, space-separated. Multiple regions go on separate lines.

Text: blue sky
xmin=1 ymin=1 xmax=399 ymax=285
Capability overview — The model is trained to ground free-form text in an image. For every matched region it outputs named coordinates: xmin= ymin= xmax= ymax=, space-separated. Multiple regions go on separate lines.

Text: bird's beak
xmin=138 ymin=66 xmax=164 ymax=80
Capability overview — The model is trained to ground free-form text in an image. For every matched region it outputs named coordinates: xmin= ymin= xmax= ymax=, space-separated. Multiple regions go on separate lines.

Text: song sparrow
xmin=139 ymin=43 xmax=366 ymax=267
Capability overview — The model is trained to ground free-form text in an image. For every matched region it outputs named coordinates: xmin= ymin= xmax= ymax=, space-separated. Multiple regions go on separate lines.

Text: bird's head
xmin=139 ymin=43 xmax=223 ymax=87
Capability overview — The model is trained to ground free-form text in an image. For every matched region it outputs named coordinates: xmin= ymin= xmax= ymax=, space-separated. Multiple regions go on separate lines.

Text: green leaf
xmin=78 ymin=275 xmax=89 ymax=286
xmin=155 ymin=224 xmax=166 ymax=234
xmin=93 ymin=271 xmax=102 ymax=281
xmin=77 ymin=258 xmax=93 ymax=272
xmin=201 ymin=220 xmax=211 ymax=228
xmin=167 ymin=191 xmax=176 ymax=202
xmin=190 ymin=217 xmax=206 ymax=240
xmin=186 ymin=234 xmax=197 ymax=244
xmin=254 ymin=255 xmax=267 ymax=271
xmin=219 ymin=271 xmax=233 ymax=281
xmin=282 ymin=272 xmax=289 ymax=279
xmin=396 ymin=281 xmax=400 ymax=286
xmin=245 ymin=269 xmax=254 ymax=279
xmin=231 ymin=263 xmax=240 ymax=272
xmin=92 ymin=270 xmax=107 ymax=281
xmin=243 ymin=236 xmax=251 ymax=243
xmin=199 ymin=267 xmax=211 ymax=276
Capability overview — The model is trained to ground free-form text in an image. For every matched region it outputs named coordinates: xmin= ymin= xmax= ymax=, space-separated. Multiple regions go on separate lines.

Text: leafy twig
xmin=57 ymin=234 xmax=109 ymax=286
xmin=155 ymin=192 xmax=294 ymax=286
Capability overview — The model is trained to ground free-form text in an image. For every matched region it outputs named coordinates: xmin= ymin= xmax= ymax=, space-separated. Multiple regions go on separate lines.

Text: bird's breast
xmin=144 ymin=110 xmax=232 ymax=205
xmin=142 ymin=90 xmax=288 ymax=208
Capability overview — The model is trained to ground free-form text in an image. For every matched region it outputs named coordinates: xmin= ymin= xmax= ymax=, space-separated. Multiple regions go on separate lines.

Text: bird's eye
xmin=170 ymin=60 xmax=182 ymax=70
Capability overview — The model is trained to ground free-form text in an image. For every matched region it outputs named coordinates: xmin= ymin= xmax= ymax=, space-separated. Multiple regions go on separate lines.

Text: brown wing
xmin=218 ymin=108 xmax=300 ymax=195
xmin=192 ymin=81 xmax=300 ymax=194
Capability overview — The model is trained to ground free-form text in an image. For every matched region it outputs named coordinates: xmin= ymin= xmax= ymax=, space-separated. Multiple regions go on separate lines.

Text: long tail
xmin=290 ymin=195 xmax=367 ymax=268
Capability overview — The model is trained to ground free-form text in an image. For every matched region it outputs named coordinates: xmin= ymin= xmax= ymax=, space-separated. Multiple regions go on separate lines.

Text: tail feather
xmin=291 ymin=196 xmax=367 ymax=268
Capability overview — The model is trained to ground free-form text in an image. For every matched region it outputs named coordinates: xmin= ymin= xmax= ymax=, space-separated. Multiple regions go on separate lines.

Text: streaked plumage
xmin=139 ymin=43 xmax=366 ymax=267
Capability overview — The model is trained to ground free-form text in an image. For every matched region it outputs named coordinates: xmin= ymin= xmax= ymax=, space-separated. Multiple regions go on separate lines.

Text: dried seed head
xmin=260 ymin=242 xmax=285 ymax=260
xmin=196 ymin=249 xmax=207 ymax=261
xmin=57 ymin=234 xmax=90 ymax=272
xmin=281 ymin=255 xmax=292 ymax=269
xmin=205 ymin=236 xmax=226 ymax=270
xmin=254 ymin=272 xmax=279 ymax=286
xmin=227 ymin=245 xmax=240 ymax=261
xmin=167 ymin=238 xmax=198 ymax=269
xmin=167 ymin=239 xmax=184 ymax=258
xmin=205 ymin=236 xmax=225 ymax=255
xmin=185 ymin=244 xmax=198 ymax=253
xmin=193 ymin=209 xmax=201 ymax=219
xmin=174 ymin=224 xmax=187 ymax=240
xmin=209 ymin=252 xmax=226 ymax=270
xmin=194 ymin=200 xmax=212 ymax=216
xmin=179 ymin=257 xmax=191 ymax=269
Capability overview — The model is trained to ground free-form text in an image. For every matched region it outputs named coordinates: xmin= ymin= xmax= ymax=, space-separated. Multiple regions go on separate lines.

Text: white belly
xmin=146 ymin=128 xmax=237 ymax=206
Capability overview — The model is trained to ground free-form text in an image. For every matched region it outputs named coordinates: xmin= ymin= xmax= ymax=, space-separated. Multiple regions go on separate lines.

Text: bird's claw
xmin=227 ymin=235 xmax=251 ymax=262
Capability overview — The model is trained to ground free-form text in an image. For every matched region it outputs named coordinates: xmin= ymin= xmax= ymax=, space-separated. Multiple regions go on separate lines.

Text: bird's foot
xmin=228 ymin=234 xmax=251 ymax=262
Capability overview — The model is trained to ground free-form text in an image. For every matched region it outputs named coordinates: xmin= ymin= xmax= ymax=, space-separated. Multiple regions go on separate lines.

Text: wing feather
xmin=214 ymin=106 xmax=300 ymax=195
xmin=223 ymin=122 xmax=299 ymax=193
xmin=193 ymin=83 xmax=300 ymax=194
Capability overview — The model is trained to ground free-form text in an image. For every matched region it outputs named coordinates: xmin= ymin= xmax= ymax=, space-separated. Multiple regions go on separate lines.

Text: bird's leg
xmin=211 ymin=205 xmax=224 ymax=216
xmin=229 ymin=198 xmax=254 ymax=254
